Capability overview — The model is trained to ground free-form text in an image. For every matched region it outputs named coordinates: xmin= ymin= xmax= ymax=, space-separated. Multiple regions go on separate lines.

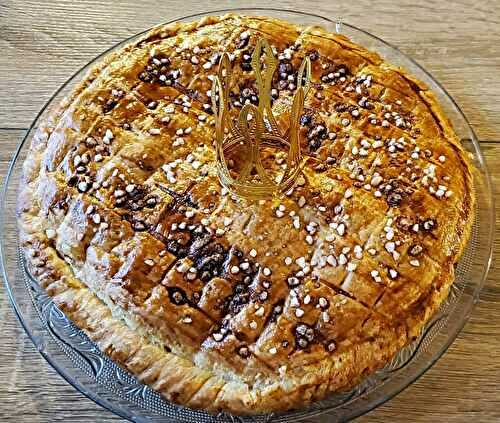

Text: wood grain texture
xmin=0 ymin=1 xmax=499 ymax=421
xmin=1 ymin=0 xmax=499 ymax=140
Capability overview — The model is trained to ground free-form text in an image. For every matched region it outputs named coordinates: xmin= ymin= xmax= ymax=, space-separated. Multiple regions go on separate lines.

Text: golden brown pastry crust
xmin=17 ymin=14 xmax=475 ymax=415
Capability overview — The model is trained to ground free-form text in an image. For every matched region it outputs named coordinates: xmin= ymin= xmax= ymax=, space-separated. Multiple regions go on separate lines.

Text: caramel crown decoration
xmin=211 ymin=38 xmax=311 ymax=200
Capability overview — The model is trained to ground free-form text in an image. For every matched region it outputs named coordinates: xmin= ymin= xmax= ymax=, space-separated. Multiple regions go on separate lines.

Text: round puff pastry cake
xmin=17 ymin=14 xmax=475 ymax=415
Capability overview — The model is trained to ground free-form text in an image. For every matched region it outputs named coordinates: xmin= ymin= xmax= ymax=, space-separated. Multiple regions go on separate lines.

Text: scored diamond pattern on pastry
xmin=18 ymin=14 xmax=474 ymax=415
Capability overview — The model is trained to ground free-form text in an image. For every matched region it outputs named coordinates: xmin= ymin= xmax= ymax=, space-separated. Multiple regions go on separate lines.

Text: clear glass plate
xmin=0 ymin=8 xmax=494 ymax=423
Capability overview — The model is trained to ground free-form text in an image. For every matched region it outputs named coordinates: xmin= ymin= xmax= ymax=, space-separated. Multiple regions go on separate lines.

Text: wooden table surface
xmin=1 ymin=0 xmax=499 ymax=421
